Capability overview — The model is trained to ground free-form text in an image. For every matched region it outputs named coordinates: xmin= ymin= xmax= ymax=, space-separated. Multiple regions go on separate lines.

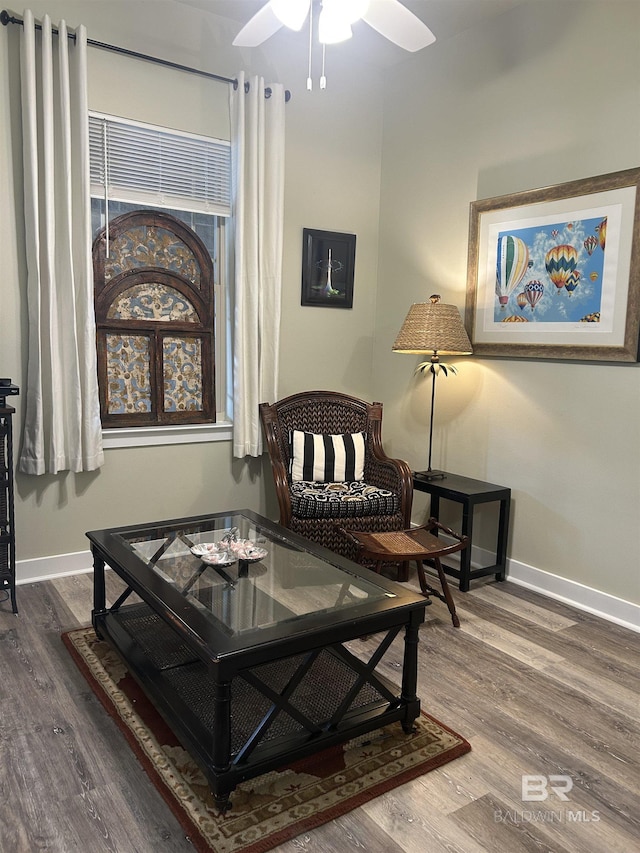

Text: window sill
xmin=102 ymin=420 xmax=233 ymax=449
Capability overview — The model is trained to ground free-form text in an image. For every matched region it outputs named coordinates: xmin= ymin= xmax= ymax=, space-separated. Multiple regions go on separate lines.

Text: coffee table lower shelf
xmin=94 ymin=602 xmax=420 ymax=809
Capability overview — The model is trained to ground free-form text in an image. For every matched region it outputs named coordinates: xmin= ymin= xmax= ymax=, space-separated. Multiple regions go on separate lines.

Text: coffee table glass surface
xmin=111 ymin=510 xmax=396 ymax=639
xmin=88 ymin=509 xmax=427 ymax=809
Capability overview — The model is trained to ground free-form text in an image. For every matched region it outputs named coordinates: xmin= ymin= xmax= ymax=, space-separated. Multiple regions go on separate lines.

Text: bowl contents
xmin=189 ymin=543 xmax=236 ymax=566
xmin=190 ymin=532 xmax=267 ymax=564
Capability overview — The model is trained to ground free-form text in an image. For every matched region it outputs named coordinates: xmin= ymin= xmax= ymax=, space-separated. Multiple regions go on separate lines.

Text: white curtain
xmin=230 ymin=72 xmax=285 ymax=458
xmin=18 ymin=11 xmax=103 ymax=475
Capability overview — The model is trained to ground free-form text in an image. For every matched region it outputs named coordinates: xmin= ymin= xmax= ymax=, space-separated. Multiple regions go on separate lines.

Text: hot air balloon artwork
xmin=496 ymin=235 xmax=529 ymax=310
xmin=545 ymin=244 xmax=578 ymax=294
xmin=468 ymin=171 xmax=637 ymax=356
xmin=584 ymin=235 xmax=597 ymax=256
xmin=564 ymin=269 xmax=581 ymax=296
xmin=524 ymin=280 xmax=544 ymax=310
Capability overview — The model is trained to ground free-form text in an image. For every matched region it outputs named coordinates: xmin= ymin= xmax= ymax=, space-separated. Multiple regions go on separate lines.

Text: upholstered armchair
xmin=259 ymin=390 xmax=413 ymax=561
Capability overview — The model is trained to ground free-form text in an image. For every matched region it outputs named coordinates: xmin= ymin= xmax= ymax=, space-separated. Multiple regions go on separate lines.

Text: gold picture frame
xmin=465 ymin=167 xmax=640 ymax=362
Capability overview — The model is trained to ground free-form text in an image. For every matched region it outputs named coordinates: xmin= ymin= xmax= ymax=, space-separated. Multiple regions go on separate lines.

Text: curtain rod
xmin=0 ymin=10 xmax=291 ymax=101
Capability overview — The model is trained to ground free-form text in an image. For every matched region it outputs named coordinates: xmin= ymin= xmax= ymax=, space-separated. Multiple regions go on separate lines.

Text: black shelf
xmin=95 ymin=600 xmax=413 ymax=804
xmin=0 ymin=406 xmax=17 ymax=613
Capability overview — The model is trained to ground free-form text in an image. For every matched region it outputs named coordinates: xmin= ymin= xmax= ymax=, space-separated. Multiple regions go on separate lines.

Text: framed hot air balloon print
xmin=466 ymin=168 xmax=640 ymax=362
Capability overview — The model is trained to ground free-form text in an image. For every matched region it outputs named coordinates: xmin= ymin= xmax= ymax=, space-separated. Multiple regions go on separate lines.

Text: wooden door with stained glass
xmin=93 ymin=211 xmax=215 ymax=427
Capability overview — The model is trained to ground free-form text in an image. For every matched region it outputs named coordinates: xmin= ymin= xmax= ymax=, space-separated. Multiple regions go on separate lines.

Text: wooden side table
xmin=412 ymin=472 xmax=511 ymax=592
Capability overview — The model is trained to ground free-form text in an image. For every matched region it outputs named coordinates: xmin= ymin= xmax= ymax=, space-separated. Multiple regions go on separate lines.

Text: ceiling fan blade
xmin=271 ymin=0 xmax=311 ymax=31
xmin=232 ymin=2 xmax=284 ymax=47
xmin=362 ymin=0 xmax=436 ymax=52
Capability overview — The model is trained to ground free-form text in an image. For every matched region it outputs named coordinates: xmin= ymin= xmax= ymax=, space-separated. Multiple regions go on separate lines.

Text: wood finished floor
xmin=0 ymin=572 xmax=638 ymax=852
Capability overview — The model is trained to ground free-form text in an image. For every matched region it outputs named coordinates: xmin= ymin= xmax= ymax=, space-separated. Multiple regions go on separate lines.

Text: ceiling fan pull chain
xmin=307 ymin=3 xmax=313 ymax=90
xmin=320 ymin=43 xmax=326 ymax=89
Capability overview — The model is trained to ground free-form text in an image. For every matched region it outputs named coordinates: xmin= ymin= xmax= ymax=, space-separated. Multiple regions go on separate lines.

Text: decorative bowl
xmin=190 ymin=539 xmax=267 ymax=565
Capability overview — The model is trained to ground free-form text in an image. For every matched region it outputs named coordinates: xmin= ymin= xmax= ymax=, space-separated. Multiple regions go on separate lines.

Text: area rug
xmin=62 ymin=626 xmax=471 ymax=853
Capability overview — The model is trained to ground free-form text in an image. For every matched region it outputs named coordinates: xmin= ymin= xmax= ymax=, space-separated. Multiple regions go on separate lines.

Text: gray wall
xmin=0 ymin=0 xmax=384 ymax=569
xmin=374 ymin=0 xmax=640 ymax=606
xmin=1 ymin=1 xmax=638 ymax=616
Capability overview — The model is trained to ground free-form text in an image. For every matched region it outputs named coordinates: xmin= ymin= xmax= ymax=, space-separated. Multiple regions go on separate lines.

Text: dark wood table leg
xmin=496 ymin=496 xmax=510 ymax=581
xmin=91 ymin=548 xmax=106 ymax=638
xmin=430 ymin=494 xmax=441 ymax=528
xmin=400 ymin=616 xmax=420 ymax=733
xmin=458 ymin=498 xmax=473 ymax=592
xmin=211 ymin=678 xmax=233 ymax=811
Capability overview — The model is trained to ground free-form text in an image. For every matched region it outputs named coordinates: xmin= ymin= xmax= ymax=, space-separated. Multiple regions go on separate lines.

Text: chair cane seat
xmin=341 ymin=519 xmax=469 ymax=628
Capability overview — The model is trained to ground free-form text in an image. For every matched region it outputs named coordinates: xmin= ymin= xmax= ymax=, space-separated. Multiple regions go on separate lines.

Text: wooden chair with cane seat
xmin=259 ymin=390 xmax=413 ymax=563
xmin=340 ymin=518 xmax=469 ymax=627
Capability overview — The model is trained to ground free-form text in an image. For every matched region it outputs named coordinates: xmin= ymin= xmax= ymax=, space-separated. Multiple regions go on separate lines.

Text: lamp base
xmin=414 ymin=469 xmax=446 ymax=482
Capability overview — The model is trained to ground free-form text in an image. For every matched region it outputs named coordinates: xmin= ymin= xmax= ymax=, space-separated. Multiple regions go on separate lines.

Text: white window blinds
xmin=89 ymin=112 xmax=231 ymax=216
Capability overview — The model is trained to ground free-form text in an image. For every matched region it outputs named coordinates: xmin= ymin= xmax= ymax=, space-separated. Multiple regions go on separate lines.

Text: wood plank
xmin=1 ymin=576 xmax=639 ymax=853
xmin=540 ymin=659 xmax=640 ymax=722
xmin=51 ymin=574 xmax=95 ymax=626
xmin=361 ymin=783 xmax=492 ymax=853
xmin=469 ymin=584 xmax=577 ymax=631
xmin=452 ymin=592 xmax=640 ymax=684
xmin=437 ymin=607 xmax=568 ymax=670
xmin=281 ymin=808 xmax=406 ymax=852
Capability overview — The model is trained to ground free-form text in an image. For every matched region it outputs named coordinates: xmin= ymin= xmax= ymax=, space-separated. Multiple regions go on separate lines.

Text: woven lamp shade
xmin=392 ymin=297 xmax=473 ymax=355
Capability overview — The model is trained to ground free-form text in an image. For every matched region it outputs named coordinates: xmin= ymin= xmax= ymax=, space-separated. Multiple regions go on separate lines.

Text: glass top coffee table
xmin=88 ymin=509 xmax=427 ymax=810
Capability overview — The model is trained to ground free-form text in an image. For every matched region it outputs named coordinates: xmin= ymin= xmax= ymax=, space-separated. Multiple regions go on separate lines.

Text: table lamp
xmin=392 ymin=295 xmax=472 ymax=480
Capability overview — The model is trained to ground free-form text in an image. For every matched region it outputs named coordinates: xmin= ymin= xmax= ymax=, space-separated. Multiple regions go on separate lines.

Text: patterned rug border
xmin=62 ymin=626 xmax=471 ymax=853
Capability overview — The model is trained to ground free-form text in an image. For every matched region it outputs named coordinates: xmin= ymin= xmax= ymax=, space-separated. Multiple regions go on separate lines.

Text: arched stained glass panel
xmin=163 ymin=337 xmax=203 ymax=412
xmin=106 ymin=334 xmax=152 ymax=414
xmin=94 ymin=210 xmax=215 ymax=428
xmin=107 ymin=283 xmax=198 ymax=322
xmin=104 ymin=225 xmax=202 ymax=286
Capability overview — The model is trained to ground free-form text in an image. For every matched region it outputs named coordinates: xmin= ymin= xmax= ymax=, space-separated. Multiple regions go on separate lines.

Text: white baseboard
xmin=506 ymin=556 xmax=640 ymax=634
xmin=14 ymin=547 xmax=640 ymax=634
xmin=416 ymin=530 xmax=639 ymax=634
xmin=16 ymin=550 xmax=93 ymax=585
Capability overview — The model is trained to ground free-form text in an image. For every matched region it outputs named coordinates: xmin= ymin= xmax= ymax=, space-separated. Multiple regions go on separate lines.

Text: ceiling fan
xmin=232 ymin=0 xmax=436 ymax=53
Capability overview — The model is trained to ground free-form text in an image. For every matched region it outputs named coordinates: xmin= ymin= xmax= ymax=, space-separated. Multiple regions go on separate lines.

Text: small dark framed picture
xmin=301 ymin=228 xmax=356 ymax=308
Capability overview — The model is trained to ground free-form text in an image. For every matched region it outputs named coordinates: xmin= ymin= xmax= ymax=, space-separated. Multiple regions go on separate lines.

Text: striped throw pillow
xmin=290 ymin=431 xmax=366 ymax=483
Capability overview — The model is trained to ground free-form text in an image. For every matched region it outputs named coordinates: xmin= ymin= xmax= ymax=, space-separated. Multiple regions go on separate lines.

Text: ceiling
xmin=172 ymin=0 xmax=525 ymax=65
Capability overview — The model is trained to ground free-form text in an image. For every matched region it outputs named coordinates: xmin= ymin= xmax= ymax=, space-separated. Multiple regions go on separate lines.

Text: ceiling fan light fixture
xmin=271 ymin=0 xmax=309 ymax=31
xmin=233 ymin=0 xmax=436 ymax=66
xmin=318 ymin=7 xmax=353 ymax=44
xmin=340 ymin=0 xmax=370 ymax=25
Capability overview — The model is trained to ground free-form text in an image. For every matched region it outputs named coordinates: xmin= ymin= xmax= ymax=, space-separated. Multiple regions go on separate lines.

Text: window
xmin=89 ymin=113 xmax=232 ymax=432
xmin=88 ymin=113 xmax=231 ymax=217
xmin=93 ymin=210 xmax=215 ymax=427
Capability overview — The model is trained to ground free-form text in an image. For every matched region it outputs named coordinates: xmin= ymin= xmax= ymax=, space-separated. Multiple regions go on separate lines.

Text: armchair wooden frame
xmin=259 ymin=391 xmax=413 ymax=560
